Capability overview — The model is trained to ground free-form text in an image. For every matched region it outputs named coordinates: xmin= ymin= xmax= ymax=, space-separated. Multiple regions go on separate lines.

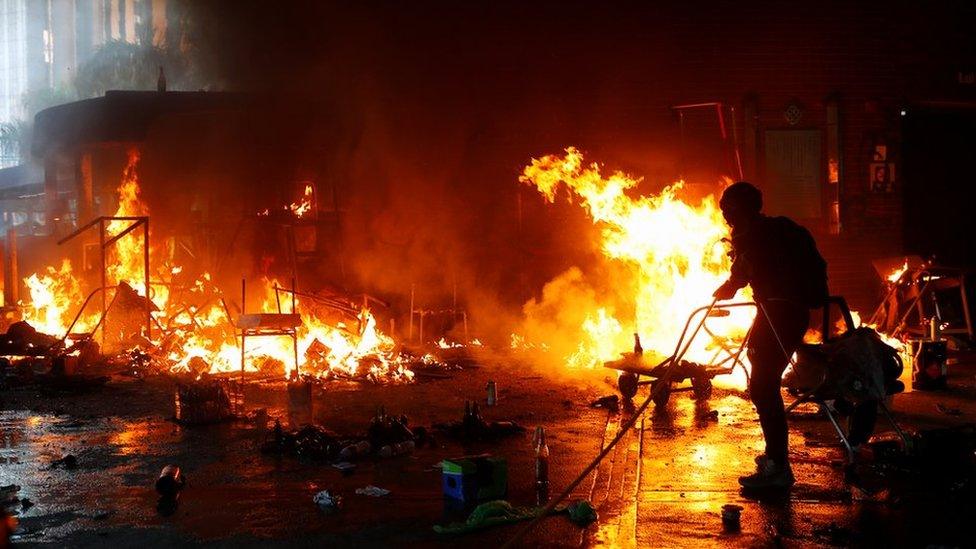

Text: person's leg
xmin=847 ymin=400 xmax=879 ymax=448
xmin=741 ymin=302 xmax=809 ymax=487
xmin=748 ymin=331 xmax=791 ymax=464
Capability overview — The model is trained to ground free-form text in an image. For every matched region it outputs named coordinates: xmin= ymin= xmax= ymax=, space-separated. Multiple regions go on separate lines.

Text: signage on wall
xmin=783 ymin=102 xmax=803 ymax=126
xmin=870 ymin=144 xmax=895 ymax=192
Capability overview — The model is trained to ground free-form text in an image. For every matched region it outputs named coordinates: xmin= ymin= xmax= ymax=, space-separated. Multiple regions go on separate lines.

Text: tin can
xmin=721 ymin=504 xmax=742 ymax=531
xmin=155 ymin=465 xmax=186 ymax=496
xmin=486 ymin=380 xmax=497 ymax=406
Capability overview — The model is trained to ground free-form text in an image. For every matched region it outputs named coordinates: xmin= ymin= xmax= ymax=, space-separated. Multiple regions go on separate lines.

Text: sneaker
xmin=738 ymin=458 xmax=795 ymax=489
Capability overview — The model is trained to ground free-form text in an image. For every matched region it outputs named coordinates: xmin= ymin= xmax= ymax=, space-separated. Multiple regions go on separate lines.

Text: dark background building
xmin=6 ymin=1 xmax=976 ymax=315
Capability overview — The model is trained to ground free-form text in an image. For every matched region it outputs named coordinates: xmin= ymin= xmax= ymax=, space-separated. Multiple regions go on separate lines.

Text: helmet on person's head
xmin=719 ymin=181 xmax=763 ymax=215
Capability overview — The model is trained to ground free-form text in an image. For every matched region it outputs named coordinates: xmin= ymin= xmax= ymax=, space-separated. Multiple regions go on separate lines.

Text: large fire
xmin=17 ymin=150 xmax=410 ymax=382
xmin=515 ymin=147 xmax=911 ymax=390
xmin=516 ymin=147 xmax=755 ymax=385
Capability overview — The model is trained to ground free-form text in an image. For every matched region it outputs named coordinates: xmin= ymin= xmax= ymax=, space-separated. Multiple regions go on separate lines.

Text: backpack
xmin=778 ymin=217 xmax=829 ymax=308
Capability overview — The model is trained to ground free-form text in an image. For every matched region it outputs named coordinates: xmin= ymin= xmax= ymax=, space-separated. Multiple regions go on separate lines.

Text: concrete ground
xmin=2 ymin=349 xmax=976 ymax=548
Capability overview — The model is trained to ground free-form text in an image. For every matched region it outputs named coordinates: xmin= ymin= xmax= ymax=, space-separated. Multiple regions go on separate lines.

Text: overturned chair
xmin=784 ymin=296 xmax=909 ymax=461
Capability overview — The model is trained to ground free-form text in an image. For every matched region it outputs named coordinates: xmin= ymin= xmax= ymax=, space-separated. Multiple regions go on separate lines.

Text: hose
xmin=501 ymin=297 xmax=720 ymax=548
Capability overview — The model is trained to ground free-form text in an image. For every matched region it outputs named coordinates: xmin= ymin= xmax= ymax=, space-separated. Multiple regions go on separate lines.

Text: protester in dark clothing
xmin=713 ymin=181 xmax=828 ymax=489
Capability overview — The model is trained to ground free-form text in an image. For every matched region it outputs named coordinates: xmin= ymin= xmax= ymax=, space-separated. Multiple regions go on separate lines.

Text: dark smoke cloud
xmin=174 ymin=0 xmax=976 ymax=344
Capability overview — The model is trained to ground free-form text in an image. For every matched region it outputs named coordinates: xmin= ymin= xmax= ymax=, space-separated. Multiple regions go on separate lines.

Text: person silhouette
xmin=713 ymin=181 xmax=828 ymax=489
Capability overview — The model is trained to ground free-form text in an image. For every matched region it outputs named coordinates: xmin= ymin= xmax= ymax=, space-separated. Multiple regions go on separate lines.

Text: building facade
xmin=0 ymin=0 xmax=169 ymax=167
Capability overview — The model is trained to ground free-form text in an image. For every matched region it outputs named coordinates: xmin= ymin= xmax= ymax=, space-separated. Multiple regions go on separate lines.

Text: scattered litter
xmin=379 ymin=440 xmax=415 ymax=458
xmin=433 ymin=499 xmax=596 ymax=535
xmin=338 ymin=440 xmax=371 ymax=461
xmin=262 ymin=407 xmax=425 ymax=463
xmin=565 ymin=500 xmax=597 ymax=526
xmin=434 ymin=500 xmax=539 ymax=535
xmin=434 ymin=401 xmax=525 ymax=441
xmin=332 ymin=462 xmax=356 ymax=475
xmin=262 ymin=422 xmax=342 ymax=462
xmin=313 ymin=490 xmax=342 ymax=513
xmin=721 ymin=504 xmax=742 ymax=531
xmin=355 ymin=485 xmax=391 ymax=497
xmin=51 ymin=454 xmax=78 ymax=470
xmin=936 ymin=403 xmax=963 ymax=416
xmin=589 ymin=395 xmax=619 ymax=412
xmin=174 ymin=379 xmax=244 ymax=425
xmin=155 ymin=465 xmax=186 ymax=496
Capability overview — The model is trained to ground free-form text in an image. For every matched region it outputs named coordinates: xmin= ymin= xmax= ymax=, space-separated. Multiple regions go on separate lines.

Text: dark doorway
xmin=902 ymin=106 xmax=976 ymax=268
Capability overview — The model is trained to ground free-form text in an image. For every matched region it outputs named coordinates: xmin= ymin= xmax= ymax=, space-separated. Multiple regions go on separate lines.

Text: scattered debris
xmin=0 ymin=321 xmax=56 ymax=356
xmin=313 ymin=490 xmax=342 ymax=513
xmin=51 ymin=454 xmax=78 ymax=470
xmin=434 ymin=500 xmax=539 ymax=535
xmin=262 ymin=422 xmax=341 ymax=462
xmin=174 ymin=379 xmax=244 ymax=424
xmin=936 ymin=403 xmax=963 ymax=416
xmin=434 ymin=401 xmax=524 ymax=440
xmin=155 ymin=465 xmax=186 ymax=496
xmin=442 ymin=455 xmax=508 ymax=502
xmin=262 ymin=407 xmax=424 ymax=463
xmin=378 ymin=440 xmax=415 ymax=458
xmin=338 ymin=440 xmax=371 ymax=461
xmin=589 ymin=395 xmax=620 ymax=412
xmin=332 ymin=462 xmax=356 ymax=475
xmin=566 ymin=500 xmax=598 ymax=526
xmin=433 ymin=499 xmax=597 ymax=535
xmin=721 ymin=504 xmax=742 ymax=532
xmin=355 ymin=485 xmax=390 ymax=497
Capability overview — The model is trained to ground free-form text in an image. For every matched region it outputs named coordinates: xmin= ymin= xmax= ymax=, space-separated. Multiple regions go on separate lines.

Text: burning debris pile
xmin=7 ymin=150 xmax=423 ymax=385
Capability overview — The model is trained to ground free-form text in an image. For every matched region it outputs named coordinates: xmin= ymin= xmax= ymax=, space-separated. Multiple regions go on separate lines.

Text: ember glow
xmin=887 ymin=260 xmax=909 ymax=283
xmin=517 ymin=147 xmax=755 ymax=385
xmin=289 ymin=183 xmax=315 ymax=218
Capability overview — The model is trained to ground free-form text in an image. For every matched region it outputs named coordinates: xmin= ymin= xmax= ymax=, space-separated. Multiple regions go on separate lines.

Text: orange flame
xmin=17 ymin=153 xmax=410 ymax=382
xmin=516 ymin=147 xmax=754 ymax=386
xmin=289 ymin=184 xmax=314 ymax=218
xmin=887 ymin=260 xmax=909 ymax=284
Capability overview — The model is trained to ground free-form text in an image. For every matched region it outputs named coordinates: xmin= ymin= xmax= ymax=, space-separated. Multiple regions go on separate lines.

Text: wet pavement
xmin=2 ymin=354 xmax=976 ymax=547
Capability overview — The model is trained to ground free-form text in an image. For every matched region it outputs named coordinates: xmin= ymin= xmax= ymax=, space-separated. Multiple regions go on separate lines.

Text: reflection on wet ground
xmin=2 ymin=360 xmax=976 ymax=547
